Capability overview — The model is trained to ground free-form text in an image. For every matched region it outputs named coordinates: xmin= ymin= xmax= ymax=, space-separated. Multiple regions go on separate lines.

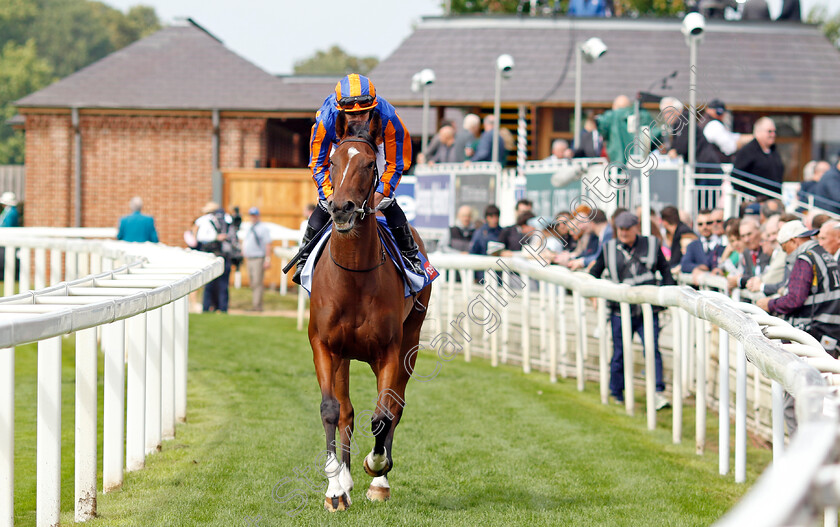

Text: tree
xmin=0 ymin=0 xmax=38 ymax=49
xmin=0 ymin=0 xmax=161 ymax=165
xmin=293 ymin=45 xmax=379 ymax=76
xmin=0 ymin=40 xmax=54 ymax=164
xmin=808 ymin=4 xmax=840 ymax=49
xmin=613 ymin=0 xmax=684 ymax=17
xmin=90 ymin=2 xmax=161 ymax=51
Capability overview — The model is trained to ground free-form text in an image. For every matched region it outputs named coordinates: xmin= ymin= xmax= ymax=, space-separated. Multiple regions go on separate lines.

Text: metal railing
xmin=283 ymin=248 xmax=840 ymax=525
xmin=1 ymin=230 xmax=222 ymax=527
xmin=680 ymin=163 xmax=840 ymax=223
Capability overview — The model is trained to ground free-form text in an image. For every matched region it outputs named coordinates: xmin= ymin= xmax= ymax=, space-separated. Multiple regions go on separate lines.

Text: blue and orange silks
xmin=308 ymin=94 xmax=411 ymax=200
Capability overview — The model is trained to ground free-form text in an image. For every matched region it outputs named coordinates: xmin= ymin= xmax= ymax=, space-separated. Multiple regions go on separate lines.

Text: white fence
xmin=1 ymin=230 xmax=222 ymax=527
xmin=282 ymin=248 xmax=840 ymax=525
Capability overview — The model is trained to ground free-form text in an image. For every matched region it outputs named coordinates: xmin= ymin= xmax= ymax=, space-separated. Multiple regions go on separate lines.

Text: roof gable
xmin=16 ymin=20 xmax=287 ymax=111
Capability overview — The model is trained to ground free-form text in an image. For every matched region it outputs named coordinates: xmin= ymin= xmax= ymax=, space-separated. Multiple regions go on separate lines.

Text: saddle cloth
xmin=300 ymin=217 xmax=439 ymax=297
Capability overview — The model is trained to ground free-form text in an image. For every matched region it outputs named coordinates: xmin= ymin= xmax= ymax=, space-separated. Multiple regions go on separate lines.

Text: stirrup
xmin=401 ymin=251 xmax=424 ymax=275
xmin=292 ymin=262 xmax=305 ymax=285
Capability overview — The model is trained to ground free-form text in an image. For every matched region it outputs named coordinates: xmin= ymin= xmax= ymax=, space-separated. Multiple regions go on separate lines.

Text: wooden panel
xmin=223 ymin=168 xmax=314 ymax=289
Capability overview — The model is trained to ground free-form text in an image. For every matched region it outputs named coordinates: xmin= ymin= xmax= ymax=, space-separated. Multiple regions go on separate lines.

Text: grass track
xmin=12 ymin=314 xmax=771 ymax=526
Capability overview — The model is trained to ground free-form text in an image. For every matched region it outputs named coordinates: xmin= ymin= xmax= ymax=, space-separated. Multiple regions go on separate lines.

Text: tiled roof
xmin=369 ymin=17 xmax=840 ymax=111
xmin=16 ymin=19 xmax=317 ymax=111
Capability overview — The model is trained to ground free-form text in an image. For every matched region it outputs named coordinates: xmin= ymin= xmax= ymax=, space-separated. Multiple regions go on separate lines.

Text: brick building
xmin=15 ymin=19 xmax=324 ymax=245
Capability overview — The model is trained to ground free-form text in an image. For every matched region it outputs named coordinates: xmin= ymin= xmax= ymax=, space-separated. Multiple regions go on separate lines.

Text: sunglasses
xmin=698 ymin=222 xmax=713 ymax=226
xmin=338 ymin=95 xmax=375 ymax=111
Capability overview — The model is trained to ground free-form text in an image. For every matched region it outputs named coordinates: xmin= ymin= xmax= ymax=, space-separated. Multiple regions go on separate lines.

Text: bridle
xmin=328 ymin=134 xmax=386 ymax=273
xmin=333 ymin=136 xmax=379 ymax=221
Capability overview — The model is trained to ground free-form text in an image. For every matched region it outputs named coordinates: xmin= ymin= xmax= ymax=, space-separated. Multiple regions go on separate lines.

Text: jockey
xmin=293 ymin=73 xmax=419 ymax=284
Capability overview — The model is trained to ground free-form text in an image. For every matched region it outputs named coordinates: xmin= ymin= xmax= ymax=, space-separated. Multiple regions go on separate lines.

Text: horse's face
xmin=328 ymin=111 xmax=381 ymax=233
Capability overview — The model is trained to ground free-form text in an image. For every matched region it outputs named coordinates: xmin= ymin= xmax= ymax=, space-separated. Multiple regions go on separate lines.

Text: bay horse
xmin=308 ymin=110 xmax=432 ymax=512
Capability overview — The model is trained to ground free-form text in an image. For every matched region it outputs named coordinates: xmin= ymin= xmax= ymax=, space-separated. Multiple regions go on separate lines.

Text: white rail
xmin=1 ymin=231 xmax=222 ymax=527
xmin=282 ymin=248 xmax=840 ymax=525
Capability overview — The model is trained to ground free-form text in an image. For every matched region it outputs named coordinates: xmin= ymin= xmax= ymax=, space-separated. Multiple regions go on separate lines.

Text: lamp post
xmin=493 ymin=54 xmax=514 ymax=165
xmin=412 ymin=68 xmax=436 ymax=156
xmin=682 ymin=13 xmax=705 ymax=175
xmin=574 ymin=37 xmax=608 ymax=149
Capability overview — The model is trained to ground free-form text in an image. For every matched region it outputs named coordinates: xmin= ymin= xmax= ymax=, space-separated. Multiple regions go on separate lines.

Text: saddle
xmin=299 ymin=217 xmax=438 ymax=298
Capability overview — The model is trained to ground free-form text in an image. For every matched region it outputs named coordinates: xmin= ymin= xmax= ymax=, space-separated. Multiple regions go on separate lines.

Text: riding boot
xmin=292 ymin=224 xmax=320 ymax=285
xmin=391 ymin=223 xmax=424 ymax=275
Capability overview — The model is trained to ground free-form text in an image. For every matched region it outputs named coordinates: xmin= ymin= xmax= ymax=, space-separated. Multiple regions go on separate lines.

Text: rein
xmin=329 ymin=136 xmax=383 ymax=273
xmin=329 ymin=242 xmax=386 ymax=273
xmin=335 ymin=137 xmax=379 ymax=220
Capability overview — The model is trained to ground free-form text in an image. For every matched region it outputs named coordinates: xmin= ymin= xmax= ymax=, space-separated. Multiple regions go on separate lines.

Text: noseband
xmin=335 ymin=137 xmax=379 ymax=221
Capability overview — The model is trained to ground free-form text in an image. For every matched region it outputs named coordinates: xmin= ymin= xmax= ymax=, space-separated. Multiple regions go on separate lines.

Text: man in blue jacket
xmin=117 ymin=197 xmax=159 ymax=243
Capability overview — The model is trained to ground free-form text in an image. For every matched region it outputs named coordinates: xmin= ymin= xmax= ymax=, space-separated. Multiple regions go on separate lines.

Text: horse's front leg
xmin=335 ymin=358 xmax=355 ymax=494
xmin=364 ymin=347 xmax=408 ymax=502
xmin=312 ymin=341 xmax=351 ymax=512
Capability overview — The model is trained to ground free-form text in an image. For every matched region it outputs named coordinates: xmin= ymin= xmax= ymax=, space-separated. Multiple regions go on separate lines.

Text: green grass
xmin=225 ymin=285 xmax=301 ymax=312
xmin=10 ymin=315 xmax=772 ymax=526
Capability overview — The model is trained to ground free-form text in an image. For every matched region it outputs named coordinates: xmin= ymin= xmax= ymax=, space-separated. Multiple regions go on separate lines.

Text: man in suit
xmin=680 ymin=208 xmax=725 ymax=281
xmin=574 ymin=115 xmax=603 ymax=158
xmin=117 ymin=196 xmax=159 ymax=243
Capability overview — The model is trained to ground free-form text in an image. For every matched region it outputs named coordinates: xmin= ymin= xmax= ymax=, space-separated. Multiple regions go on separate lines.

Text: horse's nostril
xmin=343 ymin=202 xmax=355 ymax=213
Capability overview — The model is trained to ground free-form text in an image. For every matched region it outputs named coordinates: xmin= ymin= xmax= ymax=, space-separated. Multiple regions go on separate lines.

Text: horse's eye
xmin=368 ymin=161 xmax=376 ymax=171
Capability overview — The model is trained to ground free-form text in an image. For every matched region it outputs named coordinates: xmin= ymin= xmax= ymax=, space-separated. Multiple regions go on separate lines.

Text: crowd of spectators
xmin=441 ymin=191 xmax=840 ymax=420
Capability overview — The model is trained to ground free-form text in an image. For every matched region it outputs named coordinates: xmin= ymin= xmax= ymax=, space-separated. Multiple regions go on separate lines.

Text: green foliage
xmin=807 ymin=4 xmax=840 ymax=48
xmin=449 ymin=0 xmax=524 ymax=13
xmin=614 ymin=0 xmax=685 ymax=16
xmin=293 ymin=45 xmax=379 ymax=76
xmin=0 ymin=0 xmax=161 ymax=165
xmin=0 ymin=40 xmax=53 ymax=164
xmin=0 ymin=0 xmax=38 ymax=47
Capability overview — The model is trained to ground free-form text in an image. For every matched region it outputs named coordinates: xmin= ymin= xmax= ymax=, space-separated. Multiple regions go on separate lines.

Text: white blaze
xmin=342 ymin=147 xmax=360 ymax=185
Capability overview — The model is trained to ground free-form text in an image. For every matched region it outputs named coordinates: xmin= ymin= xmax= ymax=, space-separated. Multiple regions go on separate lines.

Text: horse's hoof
xmin=366 ymin=485 xmax=390 ymax=502
xmin=323 ymin=493 xmax=351 ymax=512
xmin=363 ymin=456 xmax=391 ymax=477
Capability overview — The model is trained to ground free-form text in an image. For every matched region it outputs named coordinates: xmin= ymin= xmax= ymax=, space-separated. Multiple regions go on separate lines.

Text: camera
xmin=419 ymin=68 xmax=435 ymax=86
xmin=682 ymin=12 xmax=705 ymax=37
xmin=580 ymin=37 xmax=607 ymax=63
xmin=496 ymin=54 xmax=515 ymax=78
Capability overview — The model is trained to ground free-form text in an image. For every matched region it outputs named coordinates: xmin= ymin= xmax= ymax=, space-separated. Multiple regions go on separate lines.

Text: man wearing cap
xmin=117 ymin=196 xmax=158 ymax=243
xmin=294 ymin=73 xmax=416 ymax=285
xmin=590 ymin=211 xmax=675 ymax=408
xmin=701 ymin=100 xmax=748 ymax=164
xmin=0 ymin=191 xmax=20 ymax=227
xmin=243 ymin=207 xmax=272 ymax=312
xmin=498 ymin=211 xmax=536 ymax=257
xmin=757 ymin=220 xmax=840 ymax=359
xmin=469 ymin=205 xmax=502 ymax=257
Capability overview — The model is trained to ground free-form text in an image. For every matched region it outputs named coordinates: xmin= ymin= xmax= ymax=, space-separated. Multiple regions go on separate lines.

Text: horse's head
xmin=327 ymin=110 xmax=382 ymax=233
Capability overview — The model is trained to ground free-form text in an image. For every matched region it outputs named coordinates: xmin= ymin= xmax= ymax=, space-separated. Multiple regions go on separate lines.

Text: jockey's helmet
xmin=334 ymin=74 xmax=378 ymax=113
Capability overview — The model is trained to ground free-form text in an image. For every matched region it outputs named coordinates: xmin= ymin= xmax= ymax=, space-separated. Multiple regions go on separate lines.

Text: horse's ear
xmin=335 ymin=110 xmax=347 ymax=140
xmin=369 ymin=111 xmax=382 ymax=144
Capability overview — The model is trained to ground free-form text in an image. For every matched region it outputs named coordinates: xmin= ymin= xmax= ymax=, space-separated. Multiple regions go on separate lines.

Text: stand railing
xmin=1 ymin=231 xmax=222 ymax=527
